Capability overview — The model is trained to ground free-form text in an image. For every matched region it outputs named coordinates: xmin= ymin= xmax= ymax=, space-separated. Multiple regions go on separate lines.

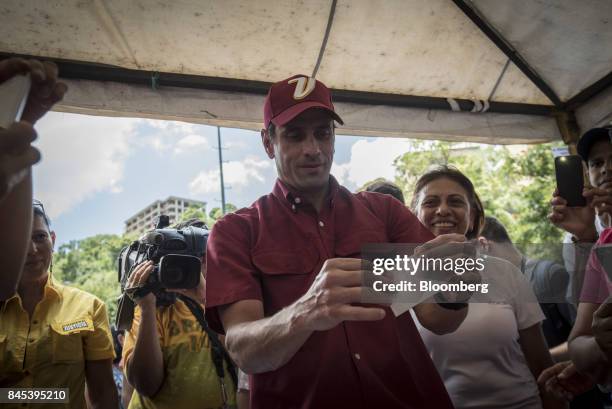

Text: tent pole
xmin=451 ymin=0 xmax=562 ymax=108
xmin=554 ymin=111 xmax=580 ymax=154
xmin=564 ymin=70 xmax=612 ymax=111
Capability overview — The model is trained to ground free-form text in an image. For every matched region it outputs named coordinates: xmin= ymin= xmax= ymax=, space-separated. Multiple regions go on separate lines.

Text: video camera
xmin=115 ymin=215 xmax=209 ymax=330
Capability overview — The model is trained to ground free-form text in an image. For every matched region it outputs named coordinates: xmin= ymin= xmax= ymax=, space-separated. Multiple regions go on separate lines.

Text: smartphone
xmin=0 ymin=73 xmax=31 ymax=129
xmin=555 ymin=155 xmax=586 ymax=207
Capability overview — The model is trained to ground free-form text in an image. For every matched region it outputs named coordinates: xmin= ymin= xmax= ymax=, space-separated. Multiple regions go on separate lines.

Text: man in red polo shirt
xmin=205 ymin=75 xmax=467 ymax=409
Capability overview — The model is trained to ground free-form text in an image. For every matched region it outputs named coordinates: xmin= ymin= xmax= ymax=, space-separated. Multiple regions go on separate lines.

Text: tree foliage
xmin=178 ymin=203 xmax=237 ymax=227
xmin=53 ymin=234 xmax=133 ymax=318
xmin=390 ymin=140 xmax=565 ymax=256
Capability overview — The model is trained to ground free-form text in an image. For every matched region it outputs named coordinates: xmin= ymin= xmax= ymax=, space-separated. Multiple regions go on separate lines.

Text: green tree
xmin=53 ymin=234 xmax=133 ymax=318
xmin=178 ymin=204 xmax=208 ymax=225
xmin=178 ymin=203 xmax=237 ymax=227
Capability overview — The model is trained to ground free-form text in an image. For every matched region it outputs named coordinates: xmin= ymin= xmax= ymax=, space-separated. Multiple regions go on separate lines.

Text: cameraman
xmin=122 ymin=220 xmax=236 ymax=409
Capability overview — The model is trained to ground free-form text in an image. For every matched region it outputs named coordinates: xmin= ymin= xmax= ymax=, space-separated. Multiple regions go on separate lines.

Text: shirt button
xmin=295 ymin=197 xmax=301 ymax=204
xmin=354 ymin=353 xmax=361 ymax=360
xmin=318 ymin=221 xmax=324 ymax=227
xmin=28 ymin=338 xmax=35 ymax=343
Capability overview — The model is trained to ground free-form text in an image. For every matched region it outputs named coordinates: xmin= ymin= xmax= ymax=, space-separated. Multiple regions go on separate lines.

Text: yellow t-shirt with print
xmin=0 ymin=275 xmax=115 ymax=409
xmin=123 ymin=299 xmax=236 ymax=409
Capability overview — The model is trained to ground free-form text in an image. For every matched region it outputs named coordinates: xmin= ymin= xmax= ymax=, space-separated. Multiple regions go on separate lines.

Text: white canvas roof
xmin=1 ymin=0 xmax=610 ymax=143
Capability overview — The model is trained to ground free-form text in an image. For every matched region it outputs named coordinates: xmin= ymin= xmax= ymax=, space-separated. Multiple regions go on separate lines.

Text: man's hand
xmin=0 ymin=122 xmax=39 ymax=202
xmin=538 ymin=361 xmax=595 ymax=401
xmin=593 ymin=299 xmax=612 ymax=361
xmin=294 ymin=258 xmax=386 ymax=332
xmin=0 ymin=57 xmax=68 ymax=125
xmin=585 ymin=188 xmax=612 ymax=227
xmin=549 ymin=189 xmax=597 ymax=240
xmin=125 ymin=261 xmax=156 ymax=310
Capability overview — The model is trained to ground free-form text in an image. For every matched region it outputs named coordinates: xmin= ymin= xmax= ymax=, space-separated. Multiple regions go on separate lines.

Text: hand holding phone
xmin=0 ymin=57 xmax=67 ymax=125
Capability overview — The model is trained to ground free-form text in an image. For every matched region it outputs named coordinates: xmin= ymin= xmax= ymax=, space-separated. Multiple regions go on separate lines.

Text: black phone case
xmin=555 ymin=155 xmax=586 ymax=207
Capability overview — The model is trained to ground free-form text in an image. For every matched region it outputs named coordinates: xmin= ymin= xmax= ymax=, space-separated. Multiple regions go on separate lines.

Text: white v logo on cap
xmin=288 ymin=76 xmax=316 ymax=100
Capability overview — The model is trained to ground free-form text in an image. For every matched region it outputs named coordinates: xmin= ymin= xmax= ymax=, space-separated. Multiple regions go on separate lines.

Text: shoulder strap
xmin=178 ymin=295 xmax=238 ymax=388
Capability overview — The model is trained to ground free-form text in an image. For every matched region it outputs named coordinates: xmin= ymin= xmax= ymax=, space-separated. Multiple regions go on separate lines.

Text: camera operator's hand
xmin=294 ymin=258 xmax=386 ymax=332
xmin=549 ymin=189 xmax=597 ymax=241
xmin=125 ymin=261 xmax=156 ymax=310
xmin=0 ymin=57 xmax=68 ymax=126
xmin=0 ymin=122 xmax=39 ymax=203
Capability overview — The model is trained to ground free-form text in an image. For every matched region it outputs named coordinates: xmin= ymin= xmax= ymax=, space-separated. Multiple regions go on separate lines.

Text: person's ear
xmin=477 ymin=236 xmax=490 ymax=252
xmin=261 ymin=128 xmax=275 ymax=159
xmin=51 ymin=231 xmax=56 ymax=248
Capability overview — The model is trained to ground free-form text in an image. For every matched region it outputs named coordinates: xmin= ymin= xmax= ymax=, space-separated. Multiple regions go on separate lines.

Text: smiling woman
xmin=409 ymin=165 xmax=563 ymax=409
xmin=411 ymin=165 xmax=484 ymax=239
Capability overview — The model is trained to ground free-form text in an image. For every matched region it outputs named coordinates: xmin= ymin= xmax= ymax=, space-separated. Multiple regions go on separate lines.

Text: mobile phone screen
xmin=0 ymin=73 xmax=31 ymax=129
xmin=555 ymin=155 xmax=586 ymax=207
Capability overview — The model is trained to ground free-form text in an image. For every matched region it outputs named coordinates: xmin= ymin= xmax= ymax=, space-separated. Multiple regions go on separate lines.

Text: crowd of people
xmin=1 ymin=57 xmax=611 ymax=409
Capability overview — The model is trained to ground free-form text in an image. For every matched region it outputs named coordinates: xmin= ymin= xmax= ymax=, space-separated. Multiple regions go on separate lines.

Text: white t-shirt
xmin=413 ymin=256 xmax=545 ymax=409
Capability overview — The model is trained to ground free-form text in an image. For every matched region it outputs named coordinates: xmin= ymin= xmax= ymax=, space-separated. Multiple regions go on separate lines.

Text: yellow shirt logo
xmin=62 ymin=320 xmax=89 ymax=332
xmin=288 ymin=76 xmax=316 ymax=100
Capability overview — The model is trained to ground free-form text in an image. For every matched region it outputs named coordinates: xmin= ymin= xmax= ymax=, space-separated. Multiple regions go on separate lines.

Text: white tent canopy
xmin=1 ymin=0 xmax=611 ymax=144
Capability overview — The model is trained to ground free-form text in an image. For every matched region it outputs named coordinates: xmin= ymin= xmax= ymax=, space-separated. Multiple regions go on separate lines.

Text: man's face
xmin=587 ymin=138 xmax=612 ymax=188
xmin=262 ymin=109 xmax=335 ymax=193
xmin=22 ymin=214 xmax=55 ymax=281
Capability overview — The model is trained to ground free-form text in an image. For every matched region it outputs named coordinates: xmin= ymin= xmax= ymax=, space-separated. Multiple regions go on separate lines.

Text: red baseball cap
xmin=263 ymin=74 xmax=344 ymax=129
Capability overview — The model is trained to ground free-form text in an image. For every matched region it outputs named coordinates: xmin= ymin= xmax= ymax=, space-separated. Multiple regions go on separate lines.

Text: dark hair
xmin=33 ymin=199 xmax=51 ymax=230
xmin=480 ymin=216 xmax=512 ymax=243
xmin=365 ymin=180 xmax=405 ymax=204
xmin=268 ymin=123 xmax=276 ymax=138
xmin=410 ymin=165 xmax=485 ymax=239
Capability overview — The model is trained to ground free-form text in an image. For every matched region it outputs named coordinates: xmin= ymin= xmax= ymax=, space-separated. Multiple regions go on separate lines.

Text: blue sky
xmin=33 ymin=112 xmax=417 ymax=245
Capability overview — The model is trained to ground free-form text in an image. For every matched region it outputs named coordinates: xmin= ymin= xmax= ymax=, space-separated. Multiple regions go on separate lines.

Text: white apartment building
xmin=124 ymin=196 xmax=206 ymax=236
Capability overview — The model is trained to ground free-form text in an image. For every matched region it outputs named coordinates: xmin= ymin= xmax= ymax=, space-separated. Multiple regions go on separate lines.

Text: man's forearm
xmin=0 ymin=172 xmax=31 ymax=300
xmin=87 ymin=383 xmax=118 ymax=409
xmin=225 ymin=304 xmax=313 ymax=374
xmin=569 ymin=335 xmax=611 ymax=384
xmin=569 ymin=242 xmax=594 ymax=304
xmin=127 ymin=306 xmax=164 ymax=397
